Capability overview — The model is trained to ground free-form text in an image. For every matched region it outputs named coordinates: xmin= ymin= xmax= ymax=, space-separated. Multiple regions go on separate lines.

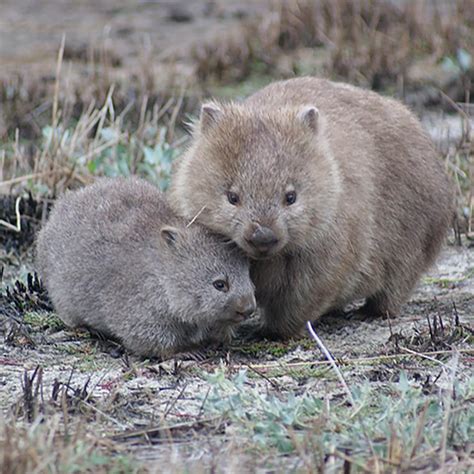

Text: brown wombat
xmin=169 ymin=77 xmax=454 ymax=339
xmin=36 ymin=177 xmax=256 ymax=357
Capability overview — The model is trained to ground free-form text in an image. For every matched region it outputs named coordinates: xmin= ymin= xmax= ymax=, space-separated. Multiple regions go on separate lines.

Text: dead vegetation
xmin=0 ymin=40 xmax=189 ymax=197
xmin=193 ymin=0 xmax=474 ymax=96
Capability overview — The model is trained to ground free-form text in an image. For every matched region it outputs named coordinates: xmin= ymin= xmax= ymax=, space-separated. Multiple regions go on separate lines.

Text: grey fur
xmin=36 ymin=177 xmax=256 ymax=357
xmin=169 ymin=77 xmax=455 ymax=339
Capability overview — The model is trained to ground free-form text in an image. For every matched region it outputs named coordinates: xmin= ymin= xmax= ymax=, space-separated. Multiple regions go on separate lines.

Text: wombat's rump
xmin=170 ymin=77 xmax=454 ymax=339
xmin=36 ymin=178 xmax=255 ymax=357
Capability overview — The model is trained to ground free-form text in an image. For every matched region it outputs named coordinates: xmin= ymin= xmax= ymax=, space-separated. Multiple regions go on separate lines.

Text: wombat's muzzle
xmin=245 ymin=225 xmax=279 ymax=255
xmin=233 ymin=295 xmax=257 ymax=322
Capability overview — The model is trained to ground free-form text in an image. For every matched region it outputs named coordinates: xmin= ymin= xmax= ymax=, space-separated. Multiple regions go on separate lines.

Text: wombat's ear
xmin=161 ymin=226 xmax=181 ymax=248
xmin=298 ymin=106 xmax=319 ymax=132
xmin=200 ymin=102 xmax=223 ymax=132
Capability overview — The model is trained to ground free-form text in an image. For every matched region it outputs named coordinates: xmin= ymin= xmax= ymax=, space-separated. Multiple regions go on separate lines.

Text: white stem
xmin=306 ymin=321 xmax=355 ymax=406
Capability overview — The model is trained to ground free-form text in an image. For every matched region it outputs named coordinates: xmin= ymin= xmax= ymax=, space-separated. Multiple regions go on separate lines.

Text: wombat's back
xmin=36 ymin=178 xmax=174 ymax=334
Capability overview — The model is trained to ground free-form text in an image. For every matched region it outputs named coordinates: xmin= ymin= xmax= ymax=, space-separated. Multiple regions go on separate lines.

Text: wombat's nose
xmin=235 ymin=296 xmax=257 ymax=320
xmin=247 ymin=226 xmax=278 ymax=253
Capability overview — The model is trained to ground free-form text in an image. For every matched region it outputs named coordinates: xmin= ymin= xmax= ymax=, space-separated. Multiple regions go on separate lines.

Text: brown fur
xmin=169 ymin=77 xmax=454 ymax=339
xmin=36 ymin=177 xmax=256 ymax=357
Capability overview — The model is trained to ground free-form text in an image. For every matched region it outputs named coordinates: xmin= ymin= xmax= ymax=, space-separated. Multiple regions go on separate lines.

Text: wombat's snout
xmin=245 ymin=224 xmax=279 ymax=254
xmin=233 ymin=295 xmax=257 ymax=322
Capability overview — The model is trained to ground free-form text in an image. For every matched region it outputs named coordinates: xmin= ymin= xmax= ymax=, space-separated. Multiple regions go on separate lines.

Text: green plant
xmin=202 ymin=368 xmax=473 ymax=470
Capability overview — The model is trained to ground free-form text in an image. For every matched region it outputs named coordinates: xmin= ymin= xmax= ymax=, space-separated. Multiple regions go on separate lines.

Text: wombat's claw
xmin=176 ymin=350 xmax=208 ymax=362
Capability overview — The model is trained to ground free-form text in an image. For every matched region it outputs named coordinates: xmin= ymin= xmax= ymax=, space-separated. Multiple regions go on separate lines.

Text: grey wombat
xmin=170 ymin=77 xmax=454 ymax=339
xmin=36 ymin=178 xmax=256 ymax=357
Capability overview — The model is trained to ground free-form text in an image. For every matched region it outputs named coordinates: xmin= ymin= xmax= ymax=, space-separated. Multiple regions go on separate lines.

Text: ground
xmin=0 ymin=1 xmax=473 ymax=473
xmin=1 ymin=243 xmax=473 ymax=471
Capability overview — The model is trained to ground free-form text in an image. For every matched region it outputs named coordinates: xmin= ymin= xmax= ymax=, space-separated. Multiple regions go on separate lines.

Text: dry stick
xmin=155 ymin=96 xmax=175 ymax=124
xmin=109 ymin=416 xmax=221 ymax=440
xmin=242 ymin=348 xmax=474 ymax=371
xmin=186 ymin=206 xmax=207 ymax=228
xmin=92 ymin=85 xmax=116 ymax=153
xmin=409 ymin=400 xmax=430 ymax=460
xmin=399 ymin=346 xmax=448 ymax=368
xmin=439 ymin=352 xmax=459 ymax=466
xmin=67 ymin=102 xmax=98 ymax=157
xmin=0 ymin=196 xmax=21 ymax=233
xmin=160 ymin=383 xmax=189 ymax=422
xmin=245 ymin=363 xmax=281 ymax=390
xmin=306 ymin=321 xmax=355 ymax=405
xmin=77 ymin=138 xmax=122 ymax=163
xmin=306 ymin=321 xmax=379 ymax=472
xmin=78 ymin=399 xmax=128 ymax=430
xmin=167 ymin=88 xmax=185 ymax=144
xmin=50 ymin=35 xmax=66 ymax=193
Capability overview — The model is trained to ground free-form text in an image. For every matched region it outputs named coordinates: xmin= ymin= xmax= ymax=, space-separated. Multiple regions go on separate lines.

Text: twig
xmin=399 ymin=346 xmax=448 ymax=368
xmin=306 ymin=321 xmax=355 ymax=406
xmin=108 ymin=416 xmax=221 ymax=440
xmin=0 ymin=196 xmax=21 ymax=233
xmin=79 ymin=399 xmax=128 ymax=430
xmin=245 ymin=363 xmax=280 ymax=390
xmin=186 ymin=205 xmax=207 ymax=228
xmin=439 ymin=352 xmax=459 ymax=466
xmin=0 ymin=171 xmax=57 ymax=187
xmin=160 ymin=383 xmax=188 ymax=422
xmin=239 ymin=348 xmax=473 ymax=371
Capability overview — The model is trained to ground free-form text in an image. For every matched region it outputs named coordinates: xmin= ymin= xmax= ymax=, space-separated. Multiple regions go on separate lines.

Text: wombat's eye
xmin=227 ymin=191 xmax=240 ymax=206
xmin=213 ymin=279 xmax=229 ymax=292
xmin=285 ymin=191 xmax=297 ymax=205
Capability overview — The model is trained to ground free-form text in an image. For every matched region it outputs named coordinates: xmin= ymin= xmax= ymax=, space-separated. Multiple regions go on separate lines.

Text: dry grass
xmin=1 ymin=365 xmax=141 ymax=474
xmin=192 ymin=0 xmax=474 ymax=93
xmin=0 ymin=2 xmax=472 ymax=472
xmin=0 ymin=42 xmax=188 ymax=197
xmin=0 ymin=413 xmax=145 ymax=474
xmin=443 ymin=99 xmax=474 ymax=238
